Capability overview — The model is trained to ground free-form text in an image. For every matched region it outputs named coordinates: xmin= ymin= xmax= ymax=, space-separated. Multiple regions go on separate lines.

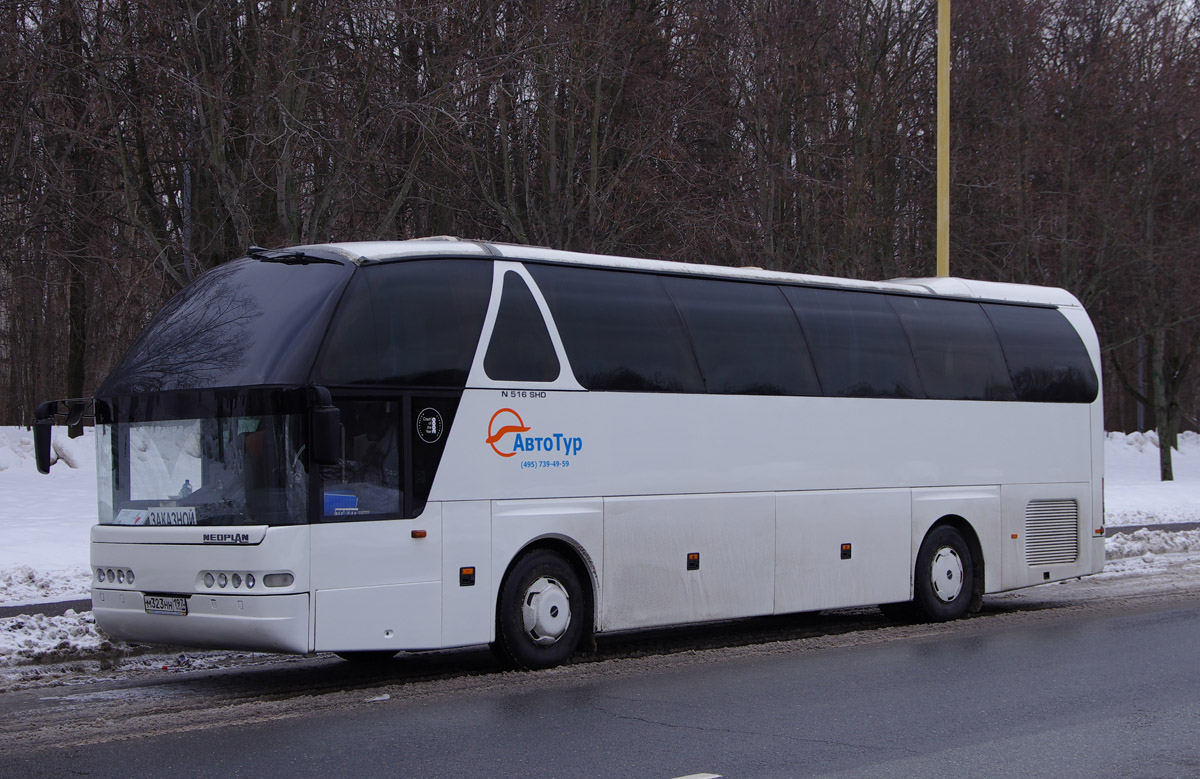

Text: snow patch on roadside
xmin=1097 ymin=529 xmax=1200 ymax=579
xmin=0 ymin=565 xmax=92 ymax=606
xmin=1106 ymin=528 xmax=1200 ymax=560
xmin=1105 ymin=431 xmax=1200 ymax=527
xmin=0 ymin=610 xmax=117 ymax=668
xmin=0 ymin=429 xmax=34 ymax=471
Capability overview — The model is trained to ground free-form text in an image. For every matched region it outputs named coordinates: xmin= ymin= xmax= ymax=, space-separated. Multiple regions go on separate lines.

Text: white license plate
xmin=144 ymin=595 xmax=188 ymax=616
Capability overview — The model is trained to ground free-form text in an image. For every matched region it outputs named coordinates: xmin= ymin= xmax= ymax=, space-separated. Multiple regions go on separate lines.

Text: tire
xmin=913 ymin=525 xmax=975 ymax=621
xmin=491 ymin=549 xmax=586 ymax=670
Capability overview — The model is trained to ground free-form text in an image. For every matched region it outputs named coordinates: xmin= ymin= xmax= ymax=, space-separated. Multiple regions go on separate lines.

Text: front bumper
xmin=92 ymin=588 xmax=311 ymax=654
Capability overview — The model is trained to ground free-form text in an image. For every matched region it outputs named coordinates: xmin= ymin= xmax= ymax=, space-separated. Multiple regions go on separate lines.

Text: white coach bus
xmin=36 ymin=238 xmax=1104 ymax=668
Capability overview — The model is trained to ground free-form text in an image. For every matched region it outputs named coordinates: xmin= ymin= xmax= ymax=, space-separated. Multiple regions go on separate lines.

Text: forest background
xmin=2 ymin=0 xmax=1198 ymax=476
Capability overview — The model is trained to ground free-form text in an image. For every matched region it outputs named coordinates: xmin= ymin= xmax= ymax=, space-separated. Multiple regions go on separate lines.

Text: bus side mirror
xmin=35 ymin=401 xmax=56 ymax=474
xmin=311 ymin=406 xmax=341 ymax=466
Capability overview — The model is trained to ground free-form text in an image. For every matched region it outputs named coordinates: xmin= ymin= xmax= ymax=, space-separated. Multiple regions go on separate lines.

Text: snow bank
xmin=0 ymin=609 xmax=114 ymax=667
xmin=0 ymin=427 xmax=91 ymax=472
xmin=0 ymin=565 xmax=92 ymax=605
xmin=1104 ymin=431 xmax=1200 ymax=527
xmin=1105 ymin=528 xmax=1200 ymax=560
xmin=1097 ymin=528 xmax=1200 ymax=580
xmin=0 ymin=427 xmax=97 ymax=606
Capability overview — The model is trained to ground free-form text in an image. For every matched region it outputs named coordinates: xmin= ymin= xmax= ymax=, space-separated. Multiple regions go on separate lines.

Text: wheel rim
xmin=521 ymin=576 xmax=571 ymax=646
xmin=929 ymin=546 xmax=964 ymax=603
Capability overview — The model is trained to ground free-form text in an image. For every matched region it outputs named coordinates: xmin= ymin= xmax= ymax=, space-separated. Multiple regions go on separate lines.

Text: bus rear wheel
xmin=492 ymin=549 xmax=585 ymax=670
xmin=913 ymin=525 xmax=974 ymax=621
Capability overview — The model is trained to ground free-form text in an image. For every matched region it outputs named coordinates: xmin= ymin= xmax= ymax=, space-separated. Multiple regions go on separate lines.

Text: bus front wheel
xmin=492 ymin=549 xmax=585 ymax=670
xmin=913 ymin=525 xmax=975 ymax=621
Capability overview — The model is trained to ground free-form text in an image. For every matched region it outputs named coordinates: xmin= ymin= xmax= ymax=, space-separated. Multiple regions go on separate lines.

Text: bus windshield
xmin=96 ymin=256 xmax=350 ymax=396
xmin=97 ymin=398 xmax=309 ymax=527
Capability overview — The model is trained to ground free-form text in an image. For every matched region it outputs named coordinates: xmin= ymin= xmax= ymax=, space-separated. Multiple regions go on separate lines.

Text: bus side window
xmin=528 ymin=264 xmax=704 ymax=393
xmin=662 ymin=276 xmax=820 ymax=396
xmin=410 ymin=395 xmax=459 ymax=517
xmin=890 ymin=297 xmax=1015 ymax=401
xmin=783 ymin=286 xmax=925 ymax=399
xmin=313 ymin=260 xmax=492 ymax=388
xmin=982 ymin=304 xmax=1099 ymax=403
xmin=320 ymin=400 xmax=402 ymax=519
xmin=483 ymin=272 xmax=561 ymax=382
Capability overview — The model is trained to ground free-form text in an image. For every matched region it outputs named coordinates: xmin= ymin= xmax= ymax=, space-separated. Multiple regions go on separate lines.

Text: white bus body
xmin=51 ymin=239 xmax=1102 ymax=668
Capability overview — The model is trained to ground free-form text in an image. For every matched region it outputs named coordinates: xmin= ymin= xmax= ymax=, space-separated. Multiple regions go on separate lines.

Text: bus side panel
xmin=602 ymin=493 xmax=774 ymax=631
xmin=1089 ymin=396 xmax=1106 ymax=572
xmin=490 ymin=498 xmax=604 ymax=628
xmin=310 ymin=506 xmax=443 ymax=652
xmin=1000 ymin=483 xmax=1095 ymax=590
xmin=775 ymin=489 xmax=909 ymax=613
xmin=437 ymin=392 xmax=1095 ymax=503
xmin=313 ymin=582 xmax=442 ymax=651
xmin=441 ymin=500 xmax=493 ymax=648
xmin=910 ymin=487 xmax=1003 ymax=593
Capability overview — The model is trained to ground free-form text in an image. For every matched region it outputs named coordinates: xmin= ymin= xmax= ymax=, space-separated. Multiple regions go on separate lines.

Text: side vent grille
xmin=1025 ymin=500 xmax=1079 ymax=566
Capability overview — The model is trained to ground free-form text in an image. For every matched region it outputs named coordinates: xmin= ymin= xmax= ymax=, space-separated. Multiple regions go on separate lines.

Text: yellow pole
xmin=936 ymin=0 xmax=950 ymax=277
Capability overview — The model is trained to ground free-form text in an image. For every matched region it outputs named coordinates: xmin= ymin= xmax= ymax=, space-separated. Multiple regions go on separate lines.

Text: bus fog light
xmin=107 ymin=569 xmax=115 ymax=582
xmin=231 ymin=573 xmax=242 ymax=588
xmin=246 ymin=574 xmax=255 ymax=589
xmin=97 ymin=568 xmax=105 ymax=582
xmin=126 ymin=570 xmax=134 ymax=585
xmin=263 ymin=573 xmax=294 ymax=588
xmin=203 ymin=572 xmax=215 ymax=588
xmin=117 ymin=570 xmax=124 ymax=584
xmin=218 ymin=573 xmax=228 ymax=588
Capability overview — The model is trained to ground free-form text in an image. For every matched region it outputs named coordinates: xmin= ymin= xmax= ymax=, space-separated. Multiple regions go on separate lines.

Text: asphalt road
xmin=2 ymin=566 xmax=1199 ymax=778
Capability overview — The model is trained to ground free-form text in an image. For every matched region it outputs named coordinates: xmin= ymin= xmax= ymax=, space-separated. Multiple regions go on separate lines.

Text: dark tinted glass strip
xmin=889 ymin=296 xmax=1016 ymax=401
xmin=982 ymin=303 xmax=1099 ymax=403
xmin=662 ymin=275 xmax=820 ymax=396
xmin=313 ymin=260 xmax=492 ymax=388
xmin=528 ymin=264 xmax=704 ymax=393
xmin=782 ymin=285 xmax=925 ymax=399
xmin=484 ymin=272 xmax=561 ymax=382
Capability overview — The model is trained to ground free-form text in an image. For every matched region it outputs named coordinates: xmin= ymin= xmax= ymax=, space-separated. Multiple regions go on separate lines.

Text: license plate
xmin=144 ymin=595 xmax=188 ymax=616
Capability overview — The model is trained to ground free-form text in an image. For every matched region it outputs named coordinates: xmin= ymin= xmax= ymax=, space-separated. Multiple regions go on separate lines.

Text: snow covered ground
xmin=1 ymin=426 xmax=1198 ymax=670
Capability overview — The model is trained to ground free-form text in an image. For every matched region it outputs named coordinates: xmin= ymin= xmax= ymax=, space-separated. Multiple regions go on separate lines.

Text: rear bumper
xmin=93 ymin=588 xmax=311 ymax=654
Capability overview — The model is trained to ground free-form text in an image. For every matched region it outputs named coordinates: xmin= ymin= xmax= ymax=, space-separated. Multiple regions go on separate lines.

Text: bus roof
xmin=296 ymin=238 xmax=1085 ymax=309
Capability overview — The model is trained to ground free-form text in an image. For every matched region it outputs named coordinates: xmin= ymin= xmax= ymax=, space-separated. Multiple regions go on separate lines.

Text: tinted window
xmin=890 ymin=297 xmax=1015 ymax=401
xmin=411 ymin=395 xmax=460 ymax=517
xmin=484 ymin=272 xmax=561 ymax=382
xmin=321 ymin=399 xmax=402 ymax=519
xmin=98 ymin=258 xmax=351 ymax=395
xmin=783 ymin=286 xmax=923 ymax=398
xmin=528 ymin=265 xmax=704 ymax=393
xmin=663 ymin=276 xmax=820 ymax=395
xmin=983 ymin=304 xmax=1099 ymax=403
xmin=314 ymin=260 xmax=492 ymax=387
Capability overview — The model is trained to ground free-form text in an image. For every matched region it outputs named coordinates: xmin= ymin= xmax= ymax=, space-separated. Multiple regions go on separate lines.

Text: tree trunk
xmin=66 ymin=260 xmax=87 ymax=438
xmin=1150 ymin=330 xmax=1173 ymax=481
xmin=60 ymin=7 xmax=92 ymax=438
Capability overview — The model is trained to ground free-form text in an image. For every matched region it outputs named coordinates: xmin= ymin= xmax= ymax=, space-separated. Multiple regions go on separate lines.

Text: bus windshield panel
xmin=97 ymin=398 xmax=309 ymax=527
xmin=96 ymin=257 xmax=350 ymax=396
